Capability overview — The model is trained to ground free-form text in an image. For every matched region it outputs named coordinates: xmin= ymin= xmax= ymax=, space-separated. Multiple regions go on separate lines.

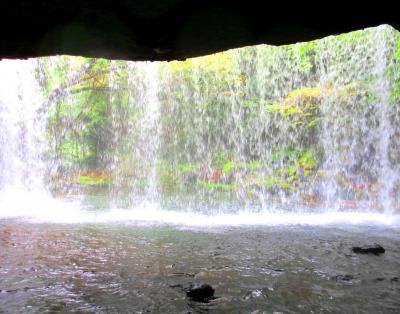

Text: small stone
xmin=186 ymin=283 xmax=215 ymax=303
xmin=351 ymin=244 xmax=385 ymax=256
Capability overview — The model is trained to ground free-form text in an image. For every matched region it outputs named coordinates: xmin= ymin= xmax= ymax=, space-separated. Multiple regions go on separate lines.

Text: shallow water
xmin=1 ymin=218 xmax=399 ymax=313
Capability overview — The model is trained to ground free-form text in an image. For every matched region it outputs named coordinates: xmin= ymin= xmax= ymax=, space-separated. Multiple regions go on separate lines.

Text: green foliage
xmin=77 ymin=176 xmax=113 ymax=186
xmin=40 ymin=58 xmax=146 ymax=172
xmin=388 ymin=35 xmax=400 ymax=103
xmin=159 ymin=171 xmax=182 ymax=190
xmin=267 ymin=148 xmax=319 ymax=190
xmin=262 ymin=177 xmax=282 ymax=188
xmin=247 ymin=160 xmax=261 ymax=170
xmin=37 ymin=25 xmax=399 ymax=202
xmin=177 ymin=163 xmax=199 ymax=172
xmin=222 ymin=160 xmax=236 ymax=173
xmin=198 ymin=181 xmax=232 ymax=191
xmin=212 ymin=151 xmax=229 ymax=169
xmin=295 ymin=41 xmax=316 ymax=73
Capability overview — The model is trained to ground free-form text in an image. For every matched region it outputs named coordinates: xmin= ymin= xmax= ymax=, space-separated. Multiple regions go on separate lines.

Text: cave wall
xmin=1 ymin=0 xmax=399 ymax=61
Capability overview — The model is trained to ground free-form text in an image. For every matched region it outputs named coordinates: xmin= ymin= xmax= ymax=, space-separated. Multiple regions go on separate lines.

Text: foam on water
xmin=0 ymin=190 xmax=398 ymax=226
xmin=94 ymin=206 xmax=399 ymax=227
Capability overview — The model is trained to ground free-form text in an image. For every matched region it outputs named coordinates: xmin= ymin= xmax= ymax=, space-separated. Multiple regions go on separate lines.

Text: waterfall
xmin=374 ymin=26 xmax=397 ymax=214
xmin=156 ymin=25 xmax=400 ymax=214
xmin=0 ymin=25 xmax=399 ymax=225
xmin=139 ymin=62 xmax=161 ymax=202
xmin=311 ymin=25 xmax=399 ymax=212
xmin=0 ymin=59 xmax=45 ymax=191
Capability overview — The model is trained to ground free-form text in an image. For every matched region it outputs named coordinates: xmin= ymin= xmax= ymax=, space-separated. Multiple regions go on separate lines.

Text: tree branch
xmin=38 ymin=58 xmax=97 ymax=114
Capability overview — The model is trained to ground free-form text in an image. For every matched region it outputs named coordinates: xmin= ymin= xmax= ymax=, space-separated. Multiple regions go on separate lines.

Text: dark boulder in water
xmin=352 ymin=244 xmax=385 ymax=255
xmin=186 ymin=283 xmax=215 ymax=302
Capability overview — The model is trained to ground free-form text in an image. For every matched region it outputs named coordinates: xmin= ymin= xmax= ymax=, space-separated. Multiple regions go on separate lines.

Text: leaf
xmin=265 ymin=103 xmax=281 ymax=113
xmin=307 ymin=117 xmax=322 ymax=128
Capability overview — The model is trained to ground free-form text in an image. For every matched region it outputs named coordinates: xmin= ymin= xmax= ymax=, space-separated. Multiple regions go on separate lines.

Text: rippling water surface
xmin=1 ymin=219 xmax=399 ymax=313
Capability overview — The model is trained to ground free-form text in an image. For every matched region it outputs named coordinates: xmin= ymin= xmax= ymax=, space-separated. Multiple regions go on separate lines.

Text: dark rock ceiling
xmin=1 ymin=0 xmax=399 ymax=61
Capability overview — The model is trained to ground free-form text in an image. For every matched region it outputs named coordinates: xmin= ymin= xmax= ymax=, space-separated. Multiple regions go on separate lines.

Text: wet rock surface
xmin=352 ymin=244 xmax=385 ymax=255
xmin=1 ymin=2 xmax=399 ymax=61
xmin=186 ymin=283 xmax=215 ymax=303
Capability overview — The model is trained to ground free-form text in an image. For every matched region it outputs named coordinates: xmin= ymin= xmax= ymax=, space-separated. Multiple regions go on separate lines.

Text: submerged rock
xmin=243 ymin=289 xmax=265 ymax=300
xmin=186 ymin=283 xmax=215 ymax=302
xmin=332 ymin=274 xmax=354 ymax=282
xmin=351 ymin=244 xmax=385 ymax=255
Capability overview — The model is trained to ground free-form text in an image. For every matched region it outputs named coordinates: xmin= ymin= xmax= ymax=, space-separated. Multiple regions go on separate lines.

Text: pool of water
xmin=1 ymin=219 xmax=399 ymax=313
